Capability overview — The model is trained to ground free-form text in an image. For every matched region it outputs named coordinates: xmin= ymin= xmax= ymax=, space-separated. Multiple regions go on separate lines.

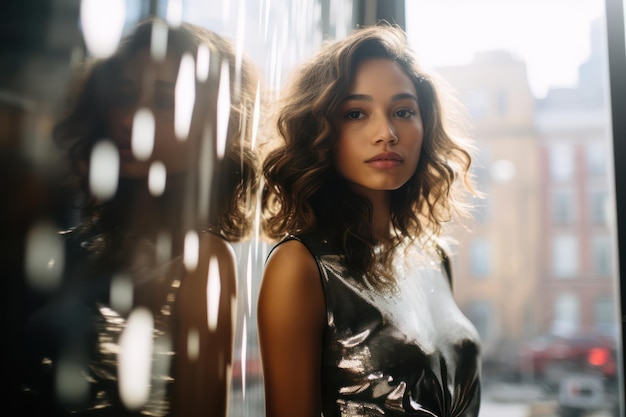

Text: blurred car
xmin=516 ymin=332 xmax=617 ymax=389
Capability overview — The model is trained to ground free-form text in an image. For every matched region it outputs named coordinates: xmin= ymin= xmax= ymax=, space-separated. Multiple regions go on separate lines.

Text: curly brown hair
xmin=262 ymin=24 xmax=476 ymax=290
xmin=54 ymin=18 xmax=261 ymax=242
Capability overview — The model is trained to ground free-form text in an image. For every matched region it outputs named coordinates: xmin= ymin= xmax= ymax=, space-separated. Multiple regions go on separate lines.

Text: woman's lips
xmin=365 ymin=151 xmax=403 ymax=168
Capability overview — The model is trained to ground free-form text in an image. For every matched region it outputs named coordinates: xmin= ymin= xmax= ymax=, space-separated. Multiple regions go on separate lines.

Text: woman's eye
xmin=345 ymin=110 xmax=364 ymax=120
xmin=395 ymin=109 xmax=416 ymax=119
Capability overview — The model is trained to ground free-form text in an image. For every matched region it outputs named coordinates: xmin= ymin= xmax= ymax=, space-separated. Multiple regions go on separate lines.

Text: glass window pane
xmin=405 ymin=0 xmax=622 ymax=415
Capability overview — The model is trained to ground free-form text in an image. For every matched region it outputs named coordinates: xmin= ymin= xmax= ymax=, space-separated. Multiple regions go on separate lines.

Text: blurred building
xmin=435 ymin=17 xmax=617 ymax=374
xmin=436 ymin=50 xmax=541 ymax=366
xmin=534 ymin=17 xmax=617 ymax=339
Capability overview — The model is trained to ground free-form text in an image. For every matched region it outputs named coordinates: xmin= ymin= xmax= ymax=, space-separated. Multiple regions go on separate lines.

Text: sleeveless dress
xmin=282 ymin=233 xmax=481 ymax=417
xmin=21 ymin=229 xmax=185 ymax=416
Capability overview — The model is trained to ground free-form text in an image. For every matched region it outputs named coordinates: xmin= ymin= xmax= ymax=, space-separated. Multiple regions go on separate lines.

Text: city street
xmin=227 ymin=381 xmax=617 ymax=417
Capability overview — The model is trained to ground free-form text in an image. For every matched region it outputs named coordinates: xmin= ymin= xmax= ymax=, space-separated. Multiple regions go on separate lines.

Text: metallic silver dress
xmin=286 ymin=233 xmax=481 ymax=417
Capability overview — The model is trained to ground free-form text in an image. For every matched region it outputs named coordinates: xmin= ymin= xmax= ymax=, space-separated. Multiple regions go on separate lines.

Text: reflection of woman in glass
xmin=258 ymin=25 xmax=481 ymax=417
xmin=23 ymin=18 xmax=260 ymax=417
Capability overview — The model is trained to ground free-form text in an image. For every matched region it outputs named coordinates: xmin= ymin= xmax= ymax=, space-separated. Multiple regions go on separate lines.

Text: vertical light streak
xmin=251 ymin=82 xmax=261 ymax=150
xmin=207 ymin=256 xmax=221 ymax=332
xmin=80 ymin=0 xmax=126 ymax=58
xmin=264 ymin=0 xmax=271 ymax=41
xmin=24 ymin=220 xmax=64 ymax=291
xmin=175 ymin=53 xmax=196 ymax=141
xmin=131 ymin=108 xmax=155 ymax=161
xmin=234 ymin=0 xmax=246 ymax=97
xmin=269 ymin=28 xmax=279 ymax=95
xmin=89 ymin=140 xmax=119 ymax=201
xmin=216 ymin=61 xmax=231 ymax=159
xmin=118 ymin=307 xmax=154 ymax=410
xmin=246 ymin=244 xmax=252 ymax=317
xmin=183 ymin=230 xmax=199 ymax=272
xmin=241 ymin=316 xmax=248 ymax=396
xmin=196 ymin=45 xmax=210 ymax=82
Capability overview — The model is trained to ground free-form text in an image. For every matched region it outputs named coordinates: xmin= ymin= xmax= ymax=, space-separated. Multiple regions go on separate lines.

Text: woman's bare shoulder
xmin=258 ymin=238 xmax=324 ymax=328
xmin=264 ymin=239 xmax=320 ymax=287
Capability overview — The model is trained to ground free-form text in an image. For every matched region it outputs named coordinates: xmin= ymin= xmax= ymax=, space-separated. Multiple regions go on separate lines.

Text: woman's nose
xmin=373 ymin=116 xmax=398 ymax=145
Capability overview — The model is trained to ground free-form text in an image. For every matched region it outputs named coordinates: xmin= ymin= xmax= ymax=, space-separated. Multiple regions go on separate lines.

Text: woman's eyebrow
xmin=341 ymin=92 xmax=419 ymax=103
xmin=391 ymin=93 xmax=418 ymax=102
xmin=342 ymin=93 xmax=372 ymax=103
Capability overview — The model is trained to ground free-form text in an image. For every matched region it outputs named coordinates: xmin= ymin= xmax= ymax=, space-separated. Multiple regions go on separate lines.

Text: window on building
xmin=552 ymin=189 xmax=577 ymax=225
xmin=589 ymin=189 xmax=609 ymax=226
xmin=591 ymin=235 xmax=613 ymax=277
xmin=594 ymin=295 xmax=616 ymax=335
xmin=549 ymin=143 xmax=575 ymax=182
xmin=470 ymin=239 xmax=491 ymax=278
xmin=552 ymin=293 xmax=580 ymax=335
xmin=552 ymin=235 xmax=579 ymax=278
xmin=586 ymin=141 xmax=607 ymax=176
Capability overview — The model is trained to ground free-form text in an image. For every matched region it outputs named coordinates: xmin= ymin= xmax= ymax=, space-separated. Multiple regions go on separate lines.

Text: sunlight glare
xmin=216 ymin=60 xmax=231 ymax=159
xmin=207 ymin=256 xmax=221 ymax=332
xmin=150 ymin=20 xmax=169 ymax=62
xmin=166 ymin=0 xmax=183 ymax=26
xmin=118 ymin=307 xmax=154 ymax=410
xmin=80 ymin=0 xmax=126 ymax=58
xmin=89 ymin=140 xmax=119 ymax=201
xmin=196 ymin=45 xmax=210 ymax=82
xmin=175 ymin=53 xmax=196 ymax=141
xmin=148 ymin=161 xmax=167 ymax=197
xmin=246 ymin=244 xmax=252 ymax=316
xmin=131 ymin=108 xmax=155 ymax=161
xmin=241 ymin=316 xmax=248 ymax=396
xmin=183 ymin=230 xmax=199 ymax=272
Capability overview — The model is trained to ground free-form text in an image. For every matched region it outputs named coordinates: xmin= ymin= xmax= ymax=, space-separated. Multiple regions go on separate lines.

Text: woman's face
xmin=107 ymin=48 xmax=190 ymax=178
xmin=334 ymin=58 xmax=424 ymax=200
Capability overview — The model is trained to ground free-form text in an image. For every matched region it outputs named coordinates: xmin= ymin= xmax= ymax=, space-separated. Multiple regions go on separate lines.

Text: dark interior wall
xmin=353 ymin=0 xmax=406 ymax=30
xmin=605 ymin=0 xmax=626 ymax=405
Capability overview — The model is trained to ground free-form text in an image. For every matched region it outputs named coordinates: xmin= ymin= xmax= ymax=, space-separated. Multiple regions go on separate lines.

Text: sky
xmin=405 ymin=0 xmax=606 ymax=98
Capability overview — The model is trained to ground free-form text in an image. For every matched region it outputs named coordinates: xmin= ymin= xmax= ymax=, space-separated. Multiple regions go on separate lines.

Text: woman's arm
xmin=173 ymin=232 xmax=237 ymax=417
xmin=257 ymin=239 xmax=326 ymax=417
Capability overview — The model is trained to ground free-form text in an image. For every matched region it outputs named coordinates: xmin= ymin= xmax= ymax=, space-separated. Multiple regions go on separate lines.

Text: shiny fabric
xmin=22 ymin=230 xmax=184 ymax=416
xmin=285 ymin=233 xmax=481 ymax=417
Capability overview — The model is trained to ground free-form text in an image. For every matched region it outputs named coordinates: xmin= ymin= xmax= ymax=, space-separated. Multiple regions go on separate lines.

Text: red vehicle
xmin=516 ymin=333 xmax=617 ymax=389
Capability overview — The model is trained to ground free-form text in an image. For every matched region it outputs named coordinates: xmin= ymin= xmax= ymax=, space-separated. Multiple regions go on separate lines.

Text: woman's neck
xmin=367 ymin=192 xmax=392 ymax=243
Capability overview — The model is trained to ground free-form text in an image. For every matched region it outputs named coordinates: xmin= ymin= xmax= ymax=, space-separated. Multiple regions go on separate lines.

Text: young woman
xmin=21 ymin=18 xmax=261 ymax=417
xmin=258 ymin=25 xmax=481 ymax=417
